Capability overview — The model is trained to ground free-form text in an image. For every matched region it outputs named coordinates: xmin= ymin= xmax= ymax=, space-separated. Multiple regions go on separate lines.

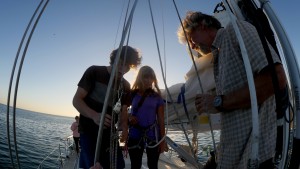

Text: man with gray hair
xmin=177 ymin=11 xmax=286 ymax=169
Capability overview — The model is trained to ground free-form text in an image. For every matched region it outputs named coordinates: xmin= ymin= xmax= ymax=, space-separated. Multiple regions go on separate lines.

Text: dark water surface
xmin=0 ymin=104 xmax=73 ymax=169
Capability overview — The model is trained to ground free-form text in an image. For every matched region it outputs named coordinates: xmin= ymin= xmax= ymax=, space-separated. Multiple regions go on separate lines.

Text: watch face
xmin=214 ymin=96 xmax=222 ymax=107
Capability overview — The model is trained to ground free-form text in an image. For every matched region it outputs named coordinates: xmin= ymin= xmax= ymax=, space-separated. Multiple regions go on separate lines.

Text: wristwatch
xmin=213 ymin=95 xmax=224 ymax=112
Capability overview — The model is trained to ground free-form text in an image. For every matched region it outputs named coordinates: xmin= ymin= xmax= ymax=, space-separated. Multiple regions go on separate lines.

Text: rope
xmin=158 ymin=0 xmax=170 ymax=140
xmin=146 ymin=0 xmax=193 ymax=155
xmin=113 ymin=0 xmax=127 ymax=49
xmin=171 ymin=0 xmax=207 ymax=164
xmin=109 ymin=2 xmax=134 ymax=166
xmin=146 ymin=0 xmax=187 ymax=151
xmin=110 ymin=86 xmax=120 ymax=168
xmin=94 ymin=0 xmax=139 ymax=165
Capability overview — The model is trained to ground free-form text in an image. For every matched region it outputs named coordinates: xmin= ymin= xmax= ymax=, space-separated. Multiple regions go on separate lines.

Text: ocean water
xmin=0 ymin=103 xmax=220 ymax=168
xmin=0 ymin=104 xmax=73 ymax=169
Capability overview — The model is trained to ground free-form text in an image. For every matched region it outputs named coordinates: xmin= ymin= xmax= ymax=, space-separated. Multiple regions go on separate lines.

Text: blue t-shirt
xmin=129 ymin=93 xmax=164 ymax=140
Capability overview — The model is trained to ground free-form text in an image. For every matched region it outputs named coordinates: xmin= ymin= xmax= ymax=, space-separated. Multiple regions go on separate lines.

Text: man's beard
xmin=192 ymin=43 xmax=211 ymax=57
xmin=198 ymin=45 xmax=211 ymax=55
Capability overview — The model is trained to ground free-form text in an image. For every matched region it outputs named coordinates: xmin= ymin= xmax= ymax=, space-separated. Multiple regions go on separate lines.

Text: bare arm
xmin=157 ymin=105 xmax=165 ymax=137
xmin=72 ymin=87 xmax=111 ymax=127
xmin=157 ymin=105 xmax=167 ymax=153
xmin=119 ymin=105 xmax=128 ymax=142
xmin=70 ymin=122 xmax=76 ymax=131
xmin=195 ymin=64 xmax=287 ymax=113
xmin=222 ymin=64 xmax=287 ymax=110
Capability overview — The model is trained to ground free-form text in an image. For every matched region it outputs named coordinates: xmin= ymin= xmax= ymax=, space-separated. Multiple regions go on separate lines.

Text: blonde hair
xmin=131 ymin=65 xmax=161 ymax=95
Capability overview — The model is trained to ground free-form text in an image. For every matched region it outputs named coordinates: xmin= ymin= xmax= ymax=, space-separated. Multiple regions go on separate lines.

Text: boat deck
xmin=59 ymin=134 xmax=197 ymax=169
xmin=61 ymin=150 xmax=196 ymax=169
xmin=61 ymin=151 xmax=79 ymax=169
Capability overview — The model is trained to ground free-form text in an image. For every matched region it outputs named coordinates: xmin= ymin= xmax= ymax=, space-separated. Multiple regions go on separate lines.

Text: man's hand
xmin=89 ymin=162 xmax=102 ymax=169
xmin=195 ymin=94 xmax=218 ymax=114
xmin=91 ymin=113 xmax=112 ymax=129
xmin=128 ymin=115 xmax=138 ymax=125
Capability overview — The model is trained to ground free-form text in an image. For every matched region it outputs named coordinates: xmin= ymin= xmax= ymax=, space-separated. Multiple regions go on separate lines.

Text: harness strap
xmin=163 ymin=84 xmax=191 ymax=119
xmin=180 ymin=84 xmax=190 ymax=121
xmin=127 ymin=122 xmax=158 ymax=149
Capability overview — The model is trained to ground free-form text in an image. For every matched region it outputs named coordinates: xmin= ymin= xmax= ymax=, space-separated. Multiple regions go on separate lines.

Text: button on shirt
xmin=212 ymin=20 xmax=280 ymax=169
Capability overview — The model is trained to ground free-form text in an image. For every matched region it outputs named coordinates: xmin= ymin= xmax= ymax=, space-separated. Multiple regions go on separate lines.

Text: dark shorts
xmin=79 ymin=133 xmax=125 ymax=169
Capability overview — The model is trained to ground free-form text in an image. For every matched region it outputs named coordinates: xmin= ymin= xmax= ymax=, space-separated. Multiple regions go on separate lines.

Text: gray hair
xmin=177 ymin=11 xmax=222 ymax=44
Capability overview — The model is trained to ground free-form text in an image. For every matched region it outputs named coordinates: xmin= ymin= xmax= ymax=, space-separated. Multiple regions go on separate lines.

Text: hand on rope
xmin=159 ymin=139 xmax=169 ymax=153
xmin=128 ymin=114 xmax=138 ymax=125
xmin=91 ymin=112 xmax=112 ymax=129
xmin=119 ymin=129 xmax=128 ymax=143
xmin=195 ymin=94 xmax=218 ymax=114
xmin=89 ymin=162 xmax=103 ymax=169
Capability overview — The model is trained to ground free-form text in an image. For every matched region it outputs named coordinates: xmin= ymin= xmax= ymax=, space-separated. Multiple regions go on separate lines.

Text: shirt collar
xmin=210 ymin=28 xmax=225 ymax=63
xmin=212 ymin=28 xmax=225 ymax=49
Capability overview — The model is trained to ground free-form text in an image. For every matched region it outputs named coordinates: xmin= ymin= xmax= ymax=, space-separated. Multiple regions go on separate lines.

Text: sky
xmin=1 ymin=0 xmax=299 ymax=117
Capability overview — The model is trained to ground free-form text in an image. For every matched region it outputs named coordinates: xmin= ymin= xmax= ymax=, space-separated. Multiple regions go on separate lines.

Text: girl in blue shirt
xmin=127 ymin=65 xmax=167 ymax=169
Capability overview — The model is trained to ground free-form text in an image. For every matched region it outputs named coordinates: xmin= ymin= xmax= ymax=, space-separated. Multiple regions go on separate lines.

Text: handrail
xmin=37 ymin=136 xmax=74 ymax=169
xmin=37 ymin=146 xmax=59 ymax=169
xmin=222 ymin=1 xmax=260 ymax=168
xmin=6 ymin=1 xmax=49 ymax=168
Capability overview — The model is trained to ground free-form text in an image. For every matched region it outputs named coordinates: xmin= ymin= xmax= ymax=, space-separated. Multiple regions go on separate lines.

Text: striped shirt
xmin=212 ymin=20 xmax=279 ymax=169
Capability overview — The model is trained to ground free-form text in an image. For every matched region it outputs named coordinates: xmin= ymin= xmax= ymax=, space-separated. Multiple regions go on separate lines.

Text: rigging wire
xmin=171 ymin=0 xmax=212 ymax=164
xmin=113 ymin=0 xmax=127 ymax=49
xmin=172 ymin=0 xmax=219 ymax=159
xmin=145 ymin=0 xmax=168 ymax=148
xmin=146 ymin=3 xmax=200 ymax=167
xmin=94 ymin=0 xmax=139 ymax=165
xmin=5 ymin=1 xmax=298 ymax=169
xmin=158 ymin=0 xmax=169 ymax=138
xmin=154 ymin=0 xmax=173 ymax=144
xmin=7 ymin=0 xmax=49 ymax=168
xmin=110 ymin=70 xmax=120 ymax=169
xmin=110 ymin=25 xmax=133 ymax=167
xmin=111 ymin=0 xmax=135 ymax=166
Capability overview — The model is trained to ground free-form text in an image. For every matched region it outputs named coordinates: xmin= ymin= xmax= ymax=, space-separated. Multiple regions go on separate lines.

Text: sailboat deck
xmin=61 ymin=150 xmax=196 ymax=169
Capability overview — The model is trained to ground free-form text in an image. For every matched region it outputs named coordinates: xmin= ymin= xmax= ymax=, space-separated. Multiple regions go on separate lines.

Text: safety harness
xmin=127 ymin=89 xmax=160 ymax=149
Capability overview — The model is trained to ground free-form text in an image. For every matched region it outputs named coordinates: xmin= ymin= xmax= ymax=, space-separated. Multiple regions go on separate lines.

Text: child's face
xmin=142 ymin=74 xmax=154 ymax=89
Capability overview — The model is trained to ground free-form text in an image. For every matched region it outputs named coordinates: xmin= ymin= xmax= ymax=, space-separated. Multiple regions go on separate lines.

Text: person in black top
xmin=73 ymin=46 xmax=142 ymax=169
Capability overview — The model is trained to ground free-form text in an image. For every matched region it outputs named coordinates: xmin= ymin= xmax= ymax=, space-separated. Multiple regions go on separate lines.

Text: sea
xmin=0 ymin=103 xmax=220 ymax=169
xmin=0 ymin=103 xmax=73 ymax=169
